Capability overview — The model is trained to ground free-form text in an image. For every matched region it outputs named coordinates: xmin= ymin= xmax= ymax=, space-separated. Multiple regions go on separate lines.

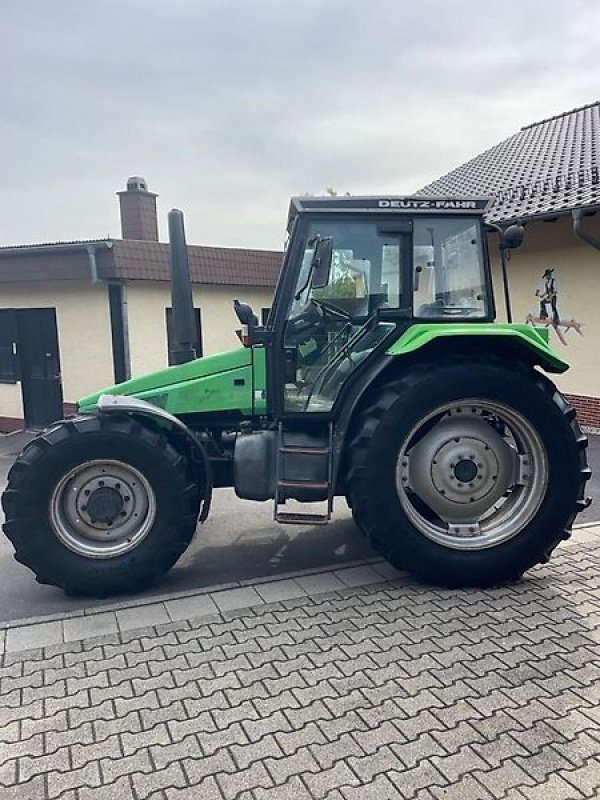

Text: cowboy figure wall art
xmin=526 ymin=267 xmax=583 ymax=346
xmin=537 ymin=267 xmax=560 ymax=325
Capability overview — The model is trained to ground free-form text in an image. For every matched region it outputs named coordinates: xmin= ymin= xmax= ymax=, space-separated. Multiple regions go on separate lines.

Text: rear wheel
xmin=2 ymin=415 xmax=202 ymax=597
xmin=347 ymin=359 xmax=590 ymax=587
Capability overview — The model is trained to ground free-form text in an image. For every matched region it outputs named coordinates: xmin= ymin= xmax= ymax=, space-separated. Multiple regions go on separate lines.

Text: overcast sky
xmin=2 ymin=0 xmax=599 ymax=250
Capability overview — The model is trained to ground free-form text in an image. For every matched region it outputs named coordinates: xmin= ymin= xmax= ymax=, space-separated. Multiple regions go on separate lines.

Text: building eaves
xmin=0 ymin=239 xmax=113 ymax=255
xmin=417 ymin=101 xmax=600 ymax=223
xmin=0 ymin=237 xmax=283 ymax=287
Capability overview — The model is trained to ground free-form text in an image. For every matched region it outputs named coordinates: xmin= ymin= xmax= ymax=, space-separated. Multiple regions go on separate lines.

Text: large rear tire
xmin=2 ymin=415 xmax=202 ymax=597
xmin=347 ymin=359 xmax=590 ymax=587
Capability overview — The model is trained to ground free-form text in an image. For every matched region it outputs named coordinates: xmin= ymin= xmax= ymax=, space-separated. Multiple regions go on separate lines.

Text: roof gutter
xmin=0 ymin=240 xmax=113 ymax=258
xmin=572 ymin=208 xmax=600 ymax=252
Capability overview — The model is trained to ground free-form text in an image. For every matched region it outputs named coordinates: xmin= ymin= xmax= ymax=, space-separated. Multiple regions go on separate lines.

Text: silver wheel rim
xmin=395 ymin=400 xmax=547 ymax=551
xmin=49 ymin=459 xmax=157 ymax=559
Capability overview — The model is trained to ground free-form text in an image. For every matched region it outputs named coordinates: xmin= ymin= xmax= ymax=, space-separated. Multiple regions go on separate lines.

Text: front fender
xmin=386 ymin=323 xmax=569 ymax=374
xmin=96 ymin=394 xmax=213 ymax=521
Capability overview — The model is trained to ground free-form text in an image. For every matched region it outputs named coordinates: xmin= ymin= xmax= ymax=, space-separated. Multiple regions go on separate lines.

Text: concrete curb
xmin=0 ymin=558 xmax=400 ymax=657
xmin=0 ymin=555 xmax=385 ymax=632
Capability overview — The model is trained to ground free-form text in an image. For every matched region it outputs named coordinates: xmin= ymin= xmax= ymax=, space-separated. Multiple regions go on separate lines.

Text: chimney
xmin=117 ymin=176 xmax=159 ymax=241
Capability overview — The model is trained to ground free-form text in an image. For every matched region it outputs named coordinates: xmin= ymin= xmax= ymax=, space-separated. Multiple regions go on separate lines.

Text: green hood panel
xmin=386 ymin=323 xmax=569 ymax=374
xmin=78 ymin=347 xmax=263 ymax=416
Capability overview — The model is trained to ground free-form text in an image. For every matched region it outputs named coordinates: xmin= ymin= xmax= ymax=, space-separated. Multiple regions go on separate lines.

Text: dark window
xmin=0 ymin=310 xmax=19 ymax=383
xmin=261 ymin=307 xmax=271 ymax=326
xmin=165 ymin=307 xmax=203 ymax=365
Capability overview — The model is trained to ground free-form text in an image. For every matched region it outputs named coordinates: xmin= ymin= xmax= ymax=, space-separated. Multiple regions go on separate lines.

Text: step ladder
xmin=274 ymin=422 xmax=333 ymax=525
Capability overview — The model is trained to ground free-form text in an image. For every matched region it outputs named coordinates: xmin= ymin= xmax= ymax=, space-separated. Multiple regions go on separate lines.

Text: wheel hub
xmin=86 ymin=486 xmax=124 ymax=524
xmin=453 ymin=458 xmax=478 ymax=483
xmin=401 ymin=415 xmax=517 ymax=523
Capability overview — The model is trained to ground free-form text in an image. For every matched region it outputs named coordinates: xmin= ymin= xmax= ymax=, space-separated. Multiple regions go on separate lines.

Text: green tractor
xmin=1 ymin=196 xmax=591 ymax=597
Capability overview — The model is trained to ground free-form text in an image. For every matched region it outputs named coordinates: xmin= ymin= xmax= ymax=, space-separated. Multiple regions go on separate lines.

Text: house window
xmin=165 ymin=307 xmax=203 ymax=365
xmin=0 ymin=310 xmax=19 ymax=383
xmin=261 ymin=307 xmax=271 ymax=326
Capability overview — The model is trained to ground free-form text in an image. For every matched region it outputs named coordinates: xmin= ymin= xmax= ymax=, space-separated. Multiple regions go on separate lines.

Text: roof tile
xmin=111 ymin=240 xmax=282 ymax=286
xmin=417 ymin=101 xmax=600 ymax=222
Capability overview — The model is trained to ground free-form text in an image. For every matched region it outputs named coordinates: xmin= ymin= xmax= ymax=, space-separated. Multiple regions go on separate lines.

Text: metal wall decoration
xmin=526 ymin=267 xmax=583 ymax=345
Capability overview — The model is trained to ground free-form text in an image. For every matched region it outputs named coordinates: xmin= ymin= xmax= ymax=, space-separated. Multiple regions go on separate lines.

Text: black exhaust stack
xmin=168 ymin=209 xmax=197 ymax=364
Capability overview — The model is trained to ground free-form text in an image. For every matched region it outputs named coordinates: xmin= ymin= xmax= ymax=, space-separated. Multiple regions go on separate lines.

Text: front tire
xmin=2 ymin=415 xmax=202 ymax=597
xmin=347 ymin=359 xmax=590 ymax=587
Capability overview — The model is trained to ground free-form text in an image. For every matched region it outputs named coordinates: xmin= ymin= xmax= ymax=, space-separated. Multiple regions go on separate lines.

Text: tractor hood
xmin=78 ymin=347 xmax=260 ymax=416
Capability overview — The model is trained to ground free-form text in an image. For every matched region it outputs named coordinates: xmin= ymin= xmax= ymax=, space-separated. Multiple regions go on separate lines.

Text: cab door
xmin=274 ymin=215 xmax=412 ymax=416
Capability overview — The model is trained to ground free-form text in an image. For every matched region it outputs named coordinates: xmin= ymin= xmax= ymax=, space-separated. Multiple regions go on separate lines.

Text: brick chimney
xmin=117 ymin=176 xmax=159 ymax=241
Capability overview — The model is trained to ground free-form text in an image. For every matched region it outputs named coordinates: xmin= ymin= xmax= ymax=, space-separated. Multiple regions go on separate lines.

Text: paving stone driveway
xmin=1 ymin=541 xmax=599 ymax=800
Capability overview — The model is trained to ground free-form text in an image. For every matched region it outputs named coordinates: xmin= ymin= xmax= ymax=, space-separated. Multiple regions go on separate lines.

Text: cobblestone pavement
xmin=1 ymin=542 xmax=599 ymax=800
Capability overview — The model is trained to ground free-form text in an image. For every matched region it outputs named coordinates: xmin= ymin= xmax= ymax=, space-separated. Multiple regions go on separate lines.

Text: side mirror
xmin=501 ymin=224 xmax=525 ymax=250
xmin=233 ymin=298 xmax=258 ymax=327
xmin=311 ymin=237 xmax=333 ymax=289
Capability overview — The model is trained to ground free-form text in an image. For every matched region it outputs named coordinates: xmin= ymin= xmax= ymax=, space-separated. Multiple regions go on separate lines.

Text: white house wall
xmin=490 ymin=214 xmax=600 ymax=398
xmin=126 ymin=282 xmax=274 ymax=377
xmin=0 ymin=281 xmax=113 ymax=418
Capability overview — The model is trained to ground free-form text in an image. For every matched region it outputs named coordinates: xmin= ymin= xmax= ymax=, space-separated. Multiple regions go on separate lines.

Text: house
xmin=0 ymin=178 xmax=281 ymax=431
xmin=418 ymin=100 xmax=600 ymax=426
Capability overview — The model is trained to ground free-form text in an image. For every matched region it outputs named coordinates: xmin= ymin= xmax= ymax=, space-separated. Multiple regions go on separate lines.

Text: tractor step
xmin=278 ymin=479 xmax=329 ymax=490
xmin=275 ymin=511 xmax=330 ymax=525
xmin=279 ymin=446 xmax=330 ymax=455
xmin=274 ymin=422 xmax=334 ymax=525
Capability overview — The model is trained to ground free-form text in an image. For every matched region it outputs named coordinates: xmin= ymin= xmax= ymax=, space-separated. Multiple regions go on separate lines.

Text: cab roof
xmin=287 ymin=195 xmax=490 ymax=230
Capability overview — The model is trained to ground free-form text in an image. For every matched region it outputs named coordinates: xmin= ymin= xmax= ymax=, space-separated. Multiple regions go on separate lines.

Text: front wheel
xmin=2 ymin=415 xmax=202 ymax=597
xmin=347 ymin=359 xmax=590 ymax=587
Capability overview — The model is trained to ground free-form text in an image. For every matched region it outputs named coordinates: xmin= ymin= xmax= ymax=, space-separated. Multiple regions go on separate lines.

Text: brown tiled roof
xmin=417 ymin=101 xmax=600 ymax=223
xmin=109 ymin=240 xmax=282 ymax=287
xmin=0 ymin=239 xmax=282 ymax=287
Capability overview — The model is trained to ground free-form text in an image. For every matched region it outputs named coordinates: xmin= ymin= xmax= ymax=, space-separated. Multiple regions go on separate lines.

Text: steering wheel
xmin=287 ymin=297 xmax=351 ymax=337
xmin=310 ymin=297 xmax=352 ymax=321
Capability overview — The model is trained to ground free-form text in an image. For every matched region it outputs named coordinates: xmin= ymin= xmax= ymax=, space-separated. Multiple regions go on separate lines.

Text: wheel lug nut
xmin=120 ymin=511 xmax=127 ymax=517
xmin=124 ymin=496 xmax=130 ymax=502
xmin=81 ymin=504 xmax=87 ymax=511
xmin=115 ymin=482 xmax=121 ymax=489
xmin=84 ymin=490 xmax=90 ymax=496
xmin=98 ymin=480 xmax=104 ymax=487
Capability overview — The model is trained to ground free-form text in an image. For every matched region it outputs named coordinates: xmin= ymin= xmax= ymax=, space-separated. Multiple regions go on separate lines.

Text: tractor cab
xmin=237 ymin=196 xmax=493 ymax=416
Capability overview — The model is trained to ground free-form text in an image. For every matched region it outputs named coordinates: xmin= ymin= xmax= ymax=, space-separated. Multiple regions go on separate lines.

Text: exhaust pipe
xmin=168 ymin=209 xmax=197 ymax=365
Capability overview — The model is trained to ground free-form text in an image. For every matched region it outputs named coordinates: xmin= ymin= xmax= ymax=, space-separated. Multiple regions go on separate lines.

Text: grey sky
xmin=2 ymin=0 xmax=599 ymax=250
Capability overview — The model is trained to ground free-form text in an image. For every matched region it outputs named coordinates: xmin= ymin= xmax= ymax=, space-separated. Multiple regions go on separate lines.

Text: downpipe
xmin=572 ymin=208 xmax=600 ymax=252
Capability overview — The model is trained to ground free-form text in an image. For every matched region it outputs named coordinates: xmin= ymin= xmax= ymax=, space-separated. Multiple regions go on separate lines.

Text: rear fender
xmin=386 ymin=323 xmax=569 ymax=374
xmin=97 ymin=394 xmax=213 ymax=521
